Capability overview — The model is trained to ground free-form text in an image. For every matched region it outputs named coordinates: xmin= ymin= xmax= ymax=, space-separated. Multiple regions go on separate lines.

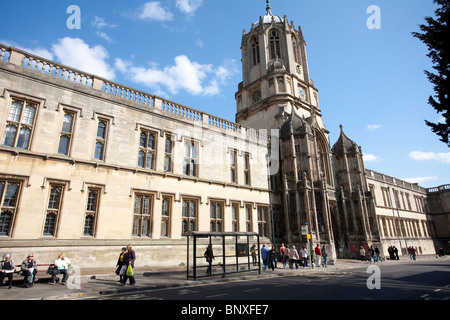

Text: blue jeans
xmin=52 ymin=269 xmax=69 ymax=283
xmin=322 ymin=256 xmax=328 ymax=267
xmin=262 ymin=258 xmax=268 ymax=270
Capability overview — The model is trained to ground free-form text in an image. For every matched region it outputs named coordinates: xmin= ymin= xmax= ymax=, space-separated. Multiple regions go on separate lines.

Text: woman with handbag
xmin=21 ymin=253 xmax=37 ymax=288
xmin=115 ymin=247 xmax=127 ymax=283
xmin=120 ymin=244 xmax=136 ymax=286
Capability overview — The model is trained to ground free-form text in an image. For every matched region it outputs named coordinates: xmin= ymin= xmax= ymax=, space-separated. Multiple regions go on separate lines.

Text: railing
xmin=427 ymin=184 xmax=450 ymax=193
xmin=365 ymin=169 xmax=427 ymax=193
xmin=0 ymin=43 xmax=271 ymax=142
xmin=102 ymin=80 xmax=154 ymax=107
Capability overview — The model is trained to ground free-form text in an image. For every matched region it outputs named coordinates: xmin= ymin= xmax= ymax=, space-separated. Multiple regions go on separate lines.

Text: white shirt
xmin=55 ymin=257 xmax=71 ymax=270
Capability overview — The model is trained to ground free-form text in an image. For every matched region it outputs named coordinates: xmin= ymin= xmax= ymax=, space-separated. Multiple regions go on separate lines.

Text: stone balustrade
xmin=365 ymin=169 xmax=427 ymax=193
xmin=427 ymin=184 xmax=450 ymax=193
xmin=0 ymin=43 xmax=271 ymax=143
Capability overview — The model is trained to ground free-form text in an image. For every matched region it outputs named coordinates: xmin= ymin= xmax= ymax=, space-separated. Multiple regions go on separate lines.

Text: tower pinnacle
xmin=266 ymin=0 xmax=272 ymax=15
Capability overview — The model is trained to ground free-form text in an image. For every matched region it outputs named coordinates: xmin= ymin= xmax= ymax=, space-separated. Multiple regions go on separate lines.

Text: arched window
xmin=251 ymin=36 xmax=260 ymax=66
xmin=269 ymin=30 xmax=281 ymax=60
xmin=292 ymin=36 xmax=300 ymax=63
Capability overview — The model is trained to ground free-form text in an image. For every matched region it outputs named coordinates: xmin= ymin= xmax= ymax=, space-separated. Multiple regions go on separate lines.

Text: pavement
xmin=0 ymin=255 xmax=445 ymax=300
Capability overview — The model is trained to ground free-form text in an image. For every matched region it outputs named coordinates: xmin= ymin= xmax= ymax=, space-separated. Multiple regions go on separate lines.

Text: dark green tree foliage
xmin=412 ymin=0 xmax=450 ymax=147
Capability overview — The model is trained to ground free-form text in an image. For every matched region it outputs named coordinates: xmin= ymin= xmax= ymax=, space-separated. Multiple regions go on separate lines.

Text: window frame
xmin=138 ymin=130 xmax=157 ymax=170
xmin=58 ymin=110 xmax=76 ymax=156
xmin=164 ymin=134 xmax=173 ymax=173
xmin=181 ymin=198 xmax=198 ymax=236
xmin=94 ymin=119 xmax=109 ymax=161
xmin=2 ymin=98 xmax=39 ymax=150
xmin=132 ymin=193 xmax=154 ymax=238
xmin=0 ymin=179 xmax=22 ymax=237
xmin=83 ymin=188 xmax=101 ymax=237
xmin=243 ymin=153 xmax=251 ymax=185
xmin=183 ymin=139 xmax=199 ymax=177
xmin=257 ymin=206 xmax=269 ymax=238
xmin=161 ymin=195 xmax=172 ymax=238
xmin=269 ymin=29 xmax=281 ymax=60
xmin=209 ymin=200 xmax=224 ymax=232
xmin=43 ymin=183 xmax=65 ymax=237
xmin=251 ymin=36 xmax=260 ymax=66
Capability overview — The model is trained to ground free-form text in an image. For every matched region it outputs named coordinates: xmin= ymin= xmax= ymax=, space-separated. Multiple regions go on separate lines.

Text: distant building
xmin=426 ymin=185 xmax=450 ymax=254
xmin=0 ymin=2 xmax=438 ymax=268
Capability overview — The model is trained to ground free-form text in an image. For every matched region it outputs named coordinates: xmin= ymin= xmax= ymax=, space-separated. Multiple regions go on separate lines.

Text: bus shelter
xmin=186 ymin=231 xmax=261 ymax=280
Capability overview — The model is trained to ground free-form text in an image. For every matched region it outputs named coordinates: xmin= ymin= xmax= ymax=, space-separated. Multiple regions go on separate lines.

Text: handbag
xmin=46 ymin=265 xmax=57 ymax=275
xmin=126 ymin=264 xmax=134 ymax=277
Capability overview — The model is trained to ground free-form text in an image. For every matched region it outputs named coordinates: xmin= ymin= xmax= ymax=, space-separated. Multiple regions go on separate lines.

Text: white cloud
xmin=96 ymin=31 xmax=113 ymax=43
xmin=409 ymin=151 xmax=450 ymax=163
xmin=52 ymin=37 xmax=115 ymax=79
xmin=367 ymin=124 xmax=382 ymax=131
xmin=176 ymin=0 xmax=203 ymax=14
xmin=139 ymin=2 xmax=174 ymax=21
xmin=92 ymin=16 xmax=117 ymax=43
xmin=402 ymin=176 xmax=438 ymax=184
xmin=114 ymin=56 xmax=238 ymax=97
xmin=363 ymin=154 xmax=382 ymax=162
xmin=92 ymin=16 xmax=117 ymax=29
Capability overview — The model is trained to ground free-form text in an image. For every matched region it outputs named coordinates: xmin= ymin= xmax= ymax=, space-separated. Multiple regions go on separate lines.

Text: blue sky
xmin=1 ymin=0 xmax=449 ymax=188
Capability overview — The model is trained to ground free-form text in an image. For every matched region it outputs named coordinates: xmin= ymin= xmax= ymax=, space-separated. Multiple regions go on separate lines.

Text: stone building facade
xmin=0 ymin=44 xmax=272 ymax=268
xmin=0 ymin=3 xmax=437 ymax=268
xmin=234 ymin=3 xmax=435 ymax=261
xmin=426 ymin=185 xmax=450 ymax=254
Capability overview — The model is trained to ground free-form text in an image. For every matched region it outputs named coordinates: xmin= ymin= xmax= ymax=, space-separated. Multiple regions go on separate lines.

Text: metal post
xmin=222 ymin=235 xmax=226 ymax=278
xmin=257 ymin=234 xmax=261 ymax=274
xmin=186 ymin=234 xmax=190 ymax=279
xmin=247 ymin=235 xmax=250 ymax=270
xmin=193 ymin=234 xmax=197 ymax=280
xmin=235 ymin=235 xmax=239 ymax=272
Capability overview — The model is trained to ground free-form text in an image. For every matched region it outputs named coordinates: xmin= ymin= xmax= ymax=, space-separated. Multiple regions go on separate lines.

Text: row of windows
xmin=251 ymin=30 xmax=300 ymax=66
xmin=378 ymin=216 xmax=430 ymax=239
xmin=1 ymin=98 xmax=252 ymax=184
xmin=373 ymin=185 xmax=426 ymax=213
xmin=0 ymin=178 xmax=269 ymax=238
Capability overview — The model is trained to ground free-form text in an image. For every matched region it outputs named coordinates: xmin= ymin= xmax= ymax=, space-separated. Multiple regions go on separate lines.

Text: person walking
xmin=321 ymin=245 xmax=328 ymax=267
xmin=52 ymin=252 xmax=71 ymax=285
xmin=409 ymin=246 xmax=417 ymax=261
xmin=120 ymin=244 xmax=136 ymax=286
xmin=21 ymin=253 xmax=37 ymax=288
xmin=0 ymin=254 xmax=15 ymax=289
xmin=204 ymin=244 xmax=215 ymax=275
xmin=360 ymin=246 xmax=366 ymax=262
xmin=283 ymin=245 xmax=290 ymax=269
xmin=267 ymin=246 xmax=276 ymax=271
xmin=116 ymin=247 xmax=127 ymax=282
xmin=280 ymin=243 xmax=286 ymax=259
xmin=261 ymin=244 xmax=269 ymax=271
xmin=375 ymin=246 xmax=382 ymax=262
xmin=369 ymin=245 xmax=376 ymax=263
xmin=300 ymin=246 xmax=308 ymax=268
xmin=288 ymin=245 xmax=300 ymax=269
xmin=315 ymin=245 xmax=322 ymax=267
